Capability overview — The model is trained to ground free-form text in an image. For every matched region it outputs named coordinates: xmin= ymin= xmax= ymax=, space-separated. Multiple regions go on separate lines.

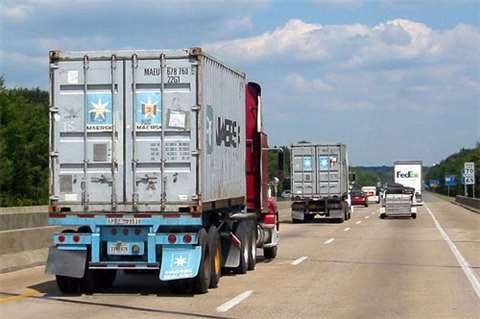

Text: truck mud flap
xmin=328 ymin=209 xmax=344 ymax=219
xmin=291 ymin=210 xmax=305 ymax=221
xmin=45 ymin=246 xmax=86 ymax=278
xmin=159 ymin=246 xmax=201 ymax=281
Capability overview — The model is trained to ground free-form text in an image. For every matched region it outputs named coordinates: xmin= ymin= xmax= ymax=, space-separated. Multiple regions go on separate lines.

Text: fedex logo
xmin=396 ymin=171 xmax=418 ymax=178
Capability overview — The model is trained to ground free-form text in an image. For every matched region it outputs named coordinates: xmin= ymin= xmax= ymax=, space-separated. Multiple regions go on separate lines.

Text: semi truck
xmin=290 ymin=143 xmax=352 ymax=223
xmin=394 ymin=161 xmax=423 ymax=205
xmin=45 ymin=48 xmax=280 ymax=294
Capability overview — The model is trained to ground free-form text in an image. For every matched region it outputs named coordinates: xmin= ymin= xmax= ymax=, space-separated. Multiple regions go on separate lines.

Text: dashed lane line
xmin=365 ymin=216 xmax=370 ymax=219
xmin=425 ymin=204 xmax=480 ymax=299
xmin=291 ymin=256 xmax=309 ymax=265
xmin=344 ymin=227 xmax=351 ymax=232
xmin=324 ymin=238 xmax=335 ymax=244
xmin=355 ymin=221 xmax=362 ymax=225
xmin=216 ymin=290 xmax=253 ymax=312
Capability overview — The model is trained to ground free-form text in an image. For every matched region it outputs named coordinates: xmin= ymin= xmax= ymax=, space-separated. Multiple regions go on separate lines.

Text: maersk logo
xmin=397 ymin=171 xmax=418 ymax=178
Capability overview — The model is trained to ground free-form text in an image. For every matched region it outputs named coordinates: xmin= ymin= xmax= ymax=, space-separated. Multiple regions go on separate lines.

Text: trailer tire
xmin=192 ymin=228 xmax=211 ymax=294
xmin=303 ymin=214 xmax=314 ymax=223
xmin=263 ymin=245 xmax=278 ymax=259
xmin=247 ymin=223 xmax=257 ymax=271
xmin=56 ymin=275 xmax=80 ymax=294
xmin=234 ymin=222 xmax=249 ymax=275
xmin=208 ymin=226 xmax=221 ymax=289
xmin=94 ymin=270 xmax=116 ymax=290
xmin=411 ymin=213 xmax=417 ymax=219
xmin=292 ymin=218 xmax=301 ymax=224
xmin=380 ymin=213 xmax=386 ymax=219
xmin=167 ymin=279 xmax=189 ymax=294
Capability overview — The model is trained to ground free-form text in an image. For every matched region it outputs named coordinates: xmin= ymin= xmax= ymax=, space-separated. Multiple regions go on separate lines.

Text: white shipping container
xmin=394 ymin=161 xmax=422 ymax=197
xmin=49 ymin=48 xmax=246 ymax=213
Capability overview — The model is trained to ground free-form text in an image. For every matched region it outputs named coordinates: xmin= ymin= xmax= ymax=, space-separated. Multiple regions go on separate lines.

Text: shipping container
xmin=394 ymin=160 xmax=423 ymax=205
xmin=49 ymin=48 xmax=245 ymax=214
xmin=290 ymin=143 xmax=351 ymax=223
xmin=46 ymin=48 xmax=280 ymax=295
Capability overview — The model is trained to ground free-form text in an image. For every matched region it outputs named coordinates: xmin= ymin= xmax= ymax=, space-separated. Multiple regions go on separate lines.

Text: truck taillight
xmin=123 ymin=228 xmax=129 ymax=235
xmin=183 ymin=234 xmax=192 ymax=243
xmin=73 ymin=235 xmax=80 ymax=242
xmin=134 ymin=228 xmax=141 ymax=236
xmin=168 ymin=234 xmax=177 ymax=244
xmin=111 ymin=228 xmax=117 ymax=235
xmin=263 ymin=213 xmax=276 ymax=225
xmin=58 ymin=235 xmax=65 ymax=242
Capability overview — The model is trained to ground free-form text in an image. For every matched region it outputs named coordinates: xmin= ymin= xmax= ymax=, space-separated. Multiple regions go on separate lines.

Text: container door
xmin=124 ymin=56 xmax=197 ymax=210
xmin=52 ymin=57 xmax=124 ymax=210
xmin=317 ymin=146 xmax=341 ymax=196
xmin=292 ymin=146 xmax=316 ymax=196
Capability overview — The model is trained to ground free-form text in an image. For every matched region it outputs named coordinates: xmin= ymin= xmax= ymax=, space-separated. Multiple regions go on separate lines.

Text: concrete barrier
xmin=0 ymin=206 xmax=55 ymax=273
xmin=455 ymin=196 xmax=480 ymax=213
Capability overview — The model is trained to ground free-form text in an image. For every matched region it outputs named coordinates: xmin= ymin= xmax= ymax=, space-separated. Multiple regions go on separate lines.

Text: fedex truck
xmin=394 ymin=161 xmax=423 ymax=205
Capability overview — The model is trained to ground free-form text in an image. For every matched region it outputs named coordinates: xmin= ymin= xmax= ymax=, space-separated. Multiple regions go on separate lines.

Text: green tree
xmin=0 ymin=80 xmax=49 ymax=206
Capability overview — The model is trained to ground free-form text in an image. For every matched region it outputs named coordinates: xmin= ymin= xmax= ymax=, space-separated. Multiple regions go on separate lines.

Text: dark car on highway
xmin=351 ymin=190 xmax=368 ymax=207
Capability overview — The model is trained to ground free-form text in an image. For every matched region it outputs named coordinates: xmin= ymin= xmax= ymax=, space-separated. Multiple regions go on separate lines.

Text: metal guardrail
xmin=455 ymin=196 xmax=480 ymax=211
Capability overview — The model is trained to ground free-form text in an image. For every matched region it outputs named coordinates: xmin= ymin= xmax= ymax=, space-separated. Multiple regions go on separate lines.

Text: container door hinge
xmin=192 ymin=105 xmax=201 ymax=111
xmin=49 ymin=107 xmax=59 ymax=113
xmin=50 ymin=64 xmax=59 ymax=70
xmin=49 ymin=195 xmax=60 ymax=201
xmin=191 ymin=150 xmax=200 ymax=156
xmin=50 ymin=151 xmax=59 ymax=157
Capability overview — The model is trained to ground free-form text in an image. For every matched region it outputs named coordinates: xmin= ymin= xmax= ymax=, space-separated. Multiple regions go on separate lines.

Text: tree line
xmin=0 ymin=78 xmax=49 ymax=206
xmin=425 ymin=145 xmax=480 ymax=198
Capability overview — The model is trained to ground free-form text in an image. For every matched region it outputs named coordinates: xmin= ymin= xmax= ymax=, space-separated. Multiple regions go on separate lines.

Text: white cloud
xmin=205 ymin=18 xmax=480 ymax=69
xmin=286 ymin=73 xmax=333 ymax=92
xmin=3 ymin=5 xmax=29 ymax=20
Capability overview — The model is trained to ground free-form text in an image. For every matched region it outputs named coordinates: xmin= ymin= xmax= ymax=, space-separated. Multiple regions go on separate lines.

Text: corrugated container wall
xmin=49 ymin=48 xmax=245 ymax=213
xmin=291 ymin=144 xmax=348 ymax=198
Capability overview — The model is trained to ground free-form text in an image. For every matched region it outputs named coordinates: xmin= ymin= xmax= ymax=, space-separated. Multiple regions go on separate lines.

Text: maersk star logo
xmin=89 ymin=98 xmax=110 ymax=121
xmin=141 ymin=98 xmax=158 ymax=119
xmin=174 ymin=256 xmax=187 ymax=267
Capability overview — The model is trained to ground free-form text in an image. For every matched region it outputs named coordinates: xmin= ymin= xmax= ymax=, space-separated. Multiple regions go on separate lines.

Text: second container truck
xmin=290 ymin=143 xmax=352 ymax=223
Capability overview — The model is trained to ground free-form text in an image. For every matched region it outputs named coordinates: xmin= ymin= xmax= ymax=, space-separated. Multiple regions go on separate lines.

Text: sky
xmin=1 ymin=0 xmax=479 ymax=165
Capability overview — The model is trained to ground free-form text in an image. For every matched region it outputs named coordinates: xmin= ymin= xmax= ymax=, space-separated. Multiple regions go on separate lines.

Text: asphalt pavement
xmin=0 ymin=193 xmax=479 ymax=318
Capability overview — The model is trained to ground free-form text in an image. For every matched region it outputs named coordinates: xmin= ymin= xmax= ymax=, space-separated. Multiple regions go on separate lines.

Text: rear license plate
xmin=106 ymin=217 xmax=140 ymax=225
xmin=108 ymin=243 xmax=129 ymax=255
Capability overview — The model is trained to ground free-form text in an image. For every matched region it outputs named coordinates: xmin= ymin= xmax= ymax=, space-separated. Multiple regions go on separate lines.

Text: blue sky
xmin=1 ymin=0 xmax=479 ymax=165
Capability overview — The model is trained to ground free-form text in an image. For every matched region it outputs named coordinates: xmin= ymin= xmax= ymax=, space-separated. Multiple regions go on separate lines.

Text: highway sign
xmin=464 ymin=162 xmax=475 ymax=185
xmin=429 ymin=179 xmax=440 ymax=188
xmin=445 ymin=175 xmax=457 ymax=187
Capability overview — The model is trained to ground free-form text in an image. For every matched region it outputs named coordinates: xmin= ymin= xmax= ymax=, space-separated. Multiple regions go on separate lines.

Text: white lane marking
xmin=344 ymin=227 xmax=351 ymax=232
xmin=365 ymin=216 xmax=370 ymax=219
xmin=425 ymin=204 xmax=480 ymax=299
xmin=324 ymin=238 xmax=335 ymax=244
xmin=216 ymin=290 xmax=253 ymax=312
xmin=371 ymin=212 xmax=375 ymax=215
xmin=355 ymin=221 xmax=362 ymax=224
xmin=291 ymin=256 xmax=309 ymax=265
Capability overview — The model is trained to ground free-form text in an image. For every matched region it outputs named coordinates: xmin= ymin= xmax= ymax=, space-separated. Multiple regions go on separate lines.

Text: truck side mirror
xmin=350 ymin=172 xmax=356 ymax=182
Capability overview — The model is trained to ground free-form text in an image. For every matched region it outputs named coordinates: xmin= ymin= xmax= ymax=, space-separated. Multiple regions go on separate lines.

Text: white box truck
xmin=394 ymin=161 xmax=423 ymax=205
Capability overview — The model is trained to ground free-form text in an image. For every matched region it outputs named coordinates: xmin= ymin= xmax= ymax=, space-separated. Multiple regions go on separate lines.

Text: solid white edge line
xmin=355 ymin=221 xmax=362 ymax=224
xmin=216 ymin=290 xmax=254 ymax=312
xmin=425 ymin=204 xmax=480 ymax=299
xmin=291 ymin=256 xmax=309 ymax=265
xmin=324 ymin=238 xmax=335 ymax=244
xmin=344 ymin=227 xmax=351 ymax=232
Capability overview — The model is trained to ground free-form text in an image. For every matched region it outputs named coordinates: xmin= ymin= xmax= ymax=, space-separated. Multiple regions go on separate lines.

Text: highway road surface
xmin=0 ymin=193 xmax=479 ymax=318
